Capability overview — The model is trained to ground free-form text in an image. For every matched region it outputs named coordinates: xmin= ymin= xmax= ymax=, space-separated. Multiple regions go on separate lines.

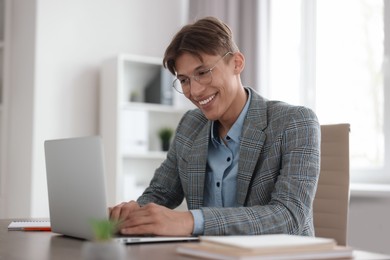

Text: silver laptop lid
xmin=45 ymin=136 xmax=108 ymax=240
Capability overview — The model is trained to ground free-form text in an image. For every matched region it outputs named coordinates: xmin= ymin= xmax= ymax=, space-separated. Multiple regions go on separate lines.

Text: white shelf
xmin=121 ymin=102 xmax=188 ymax=114
xmin=100 ymin=54 xmax=187 ymax=205
xmin=119 ymin=53 xmax=161 ymax=65
xmin=123 ymin=151 xmax=167 ymax=160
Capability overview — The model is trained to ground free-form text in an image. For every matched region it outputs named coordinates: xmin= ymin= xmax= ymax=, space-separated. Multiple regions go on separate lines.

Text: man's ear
xmin=233 ymin=52 xmax=245 ymax=74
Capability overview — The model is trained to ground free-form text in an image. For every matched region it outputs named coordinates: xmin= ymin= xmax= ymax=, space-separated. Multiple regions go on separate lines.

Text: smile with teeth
xmin=198 ymin=94 xmax=216 ymax=105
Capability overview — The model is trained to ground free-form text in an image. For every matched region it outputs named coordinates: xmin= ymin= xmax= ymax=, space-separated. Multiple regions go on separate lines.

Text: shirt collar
xmin=210 ymin=88 xmax=251 ymax=144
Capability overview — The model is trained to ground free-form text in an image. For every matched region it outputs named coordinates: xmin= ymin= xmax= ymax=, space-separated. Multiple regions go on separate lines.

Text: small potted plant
xmin=81 ymin=219 xmax=126 ymax=260
xmin=158 ymin=127 xmax=173 ymax=151
xmin=130 ymin=90 xmax=141 ymax=102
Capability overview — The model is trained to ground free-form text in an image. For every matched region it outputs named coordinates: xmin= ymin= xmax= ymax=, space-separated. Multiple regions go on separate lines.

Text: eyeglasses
xmin=172 ymin=52 xmax=233 ymax=94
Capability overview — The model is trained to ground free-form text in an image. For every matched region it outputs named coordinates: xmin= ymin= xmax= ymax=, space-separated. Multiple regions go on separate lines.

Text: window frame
xmin=259 ymin=0 xmax=390 ymax=184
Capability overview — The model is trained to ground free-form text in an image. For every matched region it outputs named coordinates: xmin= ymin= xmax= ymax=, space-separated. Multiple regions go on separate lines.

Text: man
xmin=110 ymin=16 xmax=320 ymax=237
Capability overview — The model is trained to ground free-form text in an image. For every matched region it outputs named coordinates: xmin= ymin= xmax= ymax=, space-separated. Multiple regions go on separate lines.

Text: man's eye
xmin=196 ymin=70 xmax=209 ymax=77
xmin=179 ymin=78 xmax=189 ymax=85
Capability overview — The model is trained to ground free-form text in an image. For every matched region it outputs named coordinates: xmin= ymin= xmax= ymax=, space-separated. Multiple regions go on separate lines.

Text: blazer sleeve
xmin=136 ymin=142 xmax=186 ymax=209
xmin=137 ymin=109 xmax=208 ymax=209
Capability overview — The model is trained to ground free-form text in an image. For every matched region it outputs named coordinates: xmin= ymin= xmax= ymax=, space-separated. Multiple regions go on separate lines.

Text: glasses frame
xmin=172 ymin=52 xmax=233 ymax=94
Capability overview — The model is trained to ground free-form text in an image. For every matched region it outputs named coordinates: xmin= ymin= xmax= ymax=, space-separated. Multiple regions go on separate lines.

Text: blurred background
xmin=0 ymin=0 xmax=389 ymax=254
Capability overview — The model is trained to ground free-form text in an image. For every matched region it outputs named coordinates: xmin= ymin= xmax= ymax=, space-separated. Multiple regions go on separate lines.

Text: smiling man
xmin=110 ymin=16 xmax=321 ymax=237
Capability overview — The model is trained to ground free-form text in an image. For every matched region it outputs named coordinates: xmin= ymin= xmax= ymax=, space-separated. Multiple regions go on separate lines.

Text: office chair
xmin=313 ymin=124 xmax=350 ymax=246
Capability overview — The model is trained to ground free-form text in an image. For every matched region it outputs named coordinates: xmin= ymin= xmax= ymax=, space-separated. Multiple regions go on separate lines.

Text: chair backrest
xmin=313 ymin=124 xmax=350 ymax=246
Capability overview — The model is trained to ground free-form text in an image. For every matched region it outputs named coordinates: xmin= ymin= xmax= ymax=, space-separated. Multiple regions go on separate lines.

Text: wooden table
xmin=1 ymin=219 xmax=389 ymax=259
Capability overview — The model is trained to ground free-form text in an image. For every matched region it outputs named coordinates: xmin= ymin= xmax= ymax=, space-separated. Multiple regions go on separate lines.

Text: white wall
xmin=5 ymin=0 xmax=37 ymax=218
xmin=5 ymin=0 xmax=187 ymax=218
xmin=348 ymin=196 xmax=390 ymax=254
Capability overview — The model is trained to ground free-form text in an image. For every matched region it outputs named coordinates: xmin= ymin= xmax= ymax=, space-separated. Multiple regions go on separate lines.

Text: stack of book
xmin=176 ymin=234 xmax=353 ymax=260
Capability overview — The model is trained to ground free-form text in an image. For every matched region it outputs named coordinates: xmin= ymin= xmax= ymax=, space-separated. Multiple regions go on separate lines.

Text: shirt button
xmin=216 ymin=182 xmax=220 ymax=187
xmin=227 ymin=157 xmax=231 ymax=162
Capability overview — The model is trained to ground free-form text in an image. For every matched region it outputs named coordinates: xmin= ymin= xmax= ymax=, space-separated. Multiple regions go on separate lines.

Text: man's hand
xmin=111 ymin=202 xmax=194 ymax=237
xmin=109 ymin=200 xmax=141 ymax=227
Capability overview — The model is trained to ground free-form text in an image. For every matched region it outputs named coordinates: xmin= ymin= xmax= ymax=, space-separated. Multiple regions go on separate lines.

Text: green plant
xmin=89 ymin=219 xmax=118 ymax=241
xmin=158 ymin=127 xmax=173 ymax=142
xmin=130 ymin=90 xmax=140 ymax=102
xmin=158 ymin=127 xmax=174 ymax=151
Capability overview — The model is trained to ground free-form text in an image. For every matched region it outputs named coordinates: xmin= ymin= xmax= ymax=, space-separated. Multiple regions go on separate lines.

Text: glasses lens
xmin=172 ymin=78 xmax=183 ymax=93
xmin=196 ymin=70 xmax=213 ymax=85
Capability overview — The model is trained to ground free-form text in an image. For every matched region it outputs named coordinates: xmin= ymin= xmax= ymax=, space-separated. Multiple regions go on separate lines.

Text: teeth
xmin=199 ymin=95 xmax=215 ymax=105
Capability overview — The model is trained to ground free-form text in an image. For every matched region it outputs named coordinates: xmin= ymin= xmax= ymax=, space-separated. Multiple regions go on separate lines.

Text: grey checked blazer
xmin=138 ymin=87 xmax=321 ymax=236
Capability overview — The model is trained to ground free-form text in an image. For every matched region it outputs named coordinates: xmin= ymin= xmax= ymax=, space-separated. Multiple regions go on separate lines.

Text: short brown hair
xmin=163 ymin=16 xmax=239 ymax=75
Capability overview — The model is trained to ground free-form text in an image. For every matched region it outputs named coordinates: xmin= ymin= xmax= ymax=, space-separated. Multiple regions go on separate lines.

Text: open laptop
xmin=44 ymin=136 xmax=198 ymax=244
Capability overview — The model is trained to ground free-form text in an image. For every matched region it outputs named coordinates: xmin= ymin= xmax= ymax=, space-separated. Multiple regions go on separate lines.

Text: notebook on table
xmin=8 ymin=220 xmax=51 ymax=231
xmin=44 ymin=136 xmax=198 ymax=244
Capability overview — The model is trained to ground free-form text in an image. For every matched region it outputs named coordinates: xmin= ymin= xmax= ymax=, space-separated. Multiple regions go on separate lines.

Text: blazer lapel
xmin=185 ymin=88 xmax=268 ymax=208
xmin=236 ymin=89 xmax=268 ymax=206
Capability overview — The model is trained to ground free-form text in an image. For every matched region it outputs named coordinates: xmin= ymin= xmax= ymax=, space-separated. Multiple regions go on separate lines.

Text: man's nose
xmin=190 ymin=80 xmax=207 ymax=96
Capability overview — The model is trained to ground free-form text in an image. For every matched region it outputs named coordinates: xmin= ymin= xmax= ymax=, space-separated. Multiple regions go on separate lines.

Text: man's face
xmin=174 ymin=52 xmax=242 ymax=122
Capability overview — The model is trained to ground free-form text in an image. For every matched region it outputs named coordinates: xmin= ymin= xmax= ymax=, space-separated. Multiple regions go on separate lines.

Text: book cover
xmin=177 ymin=244 xmax=353 ymax=260
xmin=199 ymin=234 xmax=336 ymax=253
xmin=176 ymin=234 xmax=353 ymax=260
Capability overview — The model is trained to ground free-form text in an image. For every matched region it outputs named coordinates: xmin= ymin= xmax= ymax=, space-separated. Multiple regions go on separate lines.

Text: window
xmin=261 ymin=0 xmax=389 ymax=182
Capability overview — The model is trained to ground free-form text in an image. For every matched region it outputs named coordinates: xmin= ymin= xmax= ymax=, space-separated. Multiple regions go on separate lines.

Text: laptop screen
xmin=45 ymin=136 xmax=109 ymax=240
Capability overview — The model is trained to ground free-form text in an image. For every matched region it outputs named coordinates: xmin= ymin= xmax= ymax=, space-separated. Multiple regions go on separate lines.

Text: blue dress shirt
xmin=191 ymin=90 xmax=251 ymax=235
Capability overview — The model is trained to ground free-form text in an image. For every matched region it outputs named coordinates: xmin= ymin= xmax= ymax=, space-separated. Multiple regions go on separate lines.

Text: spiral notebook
xmin=8 ymin=220 xmax=51 ymax=231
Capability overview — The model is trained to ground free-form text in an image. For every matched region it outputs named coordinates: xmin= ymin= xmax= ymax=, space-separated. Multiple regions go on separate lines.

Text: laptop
xmin=44 ymin=136 xmax=198 ymax=244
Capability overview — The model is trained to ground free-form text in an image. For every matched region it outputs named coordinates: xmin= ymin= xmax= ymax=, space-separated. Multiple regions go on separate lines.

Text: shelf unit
xmin=100 ymin=54 xmax=191 ymax=205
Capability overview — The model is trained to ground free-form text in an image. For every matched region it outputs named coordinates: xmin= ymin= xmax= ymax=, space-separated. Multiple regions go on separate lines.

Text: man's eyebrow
xmin=176 ymin=63 xmax=208 ymax=77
